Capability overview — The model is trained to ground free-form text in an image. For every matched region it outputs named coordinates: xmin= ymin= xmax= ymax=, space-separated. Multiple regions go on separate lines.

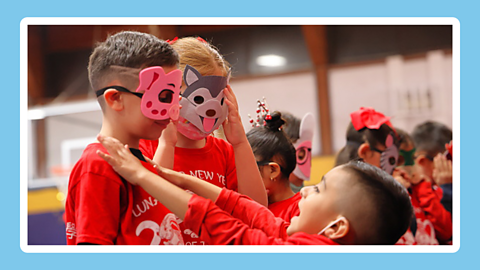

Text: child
xmin=140 ymin=37 xmax=267 ymax=245
xmin=64 ymin=31 xmax=185 ymax=245
xmin=335 ymin=107 xmax=400 ymax=176
xmin=246 ymin=110 xmax=300 ymax=222
xmin=96 ymin=135 xmax=413 ymax=245
xmin=411 ymin=121 xmax=453 ymax=244
xmin=281 ymin=112 xmax=315 ymax=193
xmin=411 ymin=121 xmax=453 ymax=206
xmin=393 ymin=128 xmax=439 ymax=245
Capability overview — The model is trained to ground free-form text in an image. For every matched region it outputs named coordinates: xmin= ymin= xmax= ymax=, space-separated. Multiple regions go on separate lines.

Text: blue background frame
xmin=3 ymin=0 xmax=474 ymax=269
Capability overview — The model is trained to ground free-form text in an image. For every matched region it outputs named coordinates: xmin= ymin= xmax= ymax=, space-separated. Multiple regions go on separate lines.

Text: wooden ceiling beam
xmin=301 ymin=25 xmax=333 ymax=156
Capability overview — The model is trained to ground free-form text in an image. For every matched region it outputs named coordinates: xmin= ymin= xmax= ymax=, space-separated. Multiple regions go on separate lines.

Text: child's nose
xmin=300 ymin=186 xmax=310 ymax=198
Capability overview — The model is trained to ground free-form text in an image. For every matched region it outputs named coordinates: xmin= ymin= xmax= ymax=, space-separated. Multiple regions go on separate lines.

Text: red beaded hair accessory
xmin=248 ymin=97 xmax=272 ymax=127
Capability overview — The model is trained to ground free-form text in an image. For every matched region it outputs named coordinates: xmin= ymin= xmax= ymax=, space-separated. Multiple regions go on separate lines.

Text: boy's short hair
xmin=88 ymin=31 xmax=179 ymax=91
xmin=342 ymin=161 xmax=413 ymax=244
xmin=411 ymin=121 xmax=452 ymax=157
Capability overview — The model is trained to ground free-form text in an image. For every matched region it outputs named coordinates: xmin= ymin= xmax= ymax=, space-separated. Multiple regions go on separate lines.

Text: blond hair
xmin=171 ymin=37 xmax=230 ymax=78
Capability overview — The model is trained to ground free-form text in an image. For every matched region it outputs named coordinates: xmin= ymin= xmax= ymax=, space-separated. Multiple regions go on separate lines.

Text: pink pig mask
xmin=293 ymin=113 xmax=315 ymax=181
xmin=95 ymin=66 xmax=182 ymax=121
xmin=136 ymin=66 xmax=183 ymax=121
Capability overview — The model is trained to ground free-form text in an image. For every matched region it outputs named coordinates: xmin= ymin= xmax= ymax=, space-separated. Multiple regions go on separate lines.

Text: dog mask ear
xmin=184 ymin=65 xmax=202 ymax=87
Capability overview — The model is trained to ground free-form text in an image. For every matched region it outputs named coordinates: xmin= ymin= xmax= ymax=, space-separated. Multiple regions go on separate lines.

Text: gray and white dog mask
xmin=178 ymin=65 xmax=230 ymax=139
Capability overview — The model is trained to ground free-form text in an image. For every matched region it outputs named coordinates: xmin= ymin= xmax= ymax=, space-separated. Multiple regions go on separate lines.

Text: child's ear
xmin=323 ymin=216 xmax=349 ymax=240
xmin=357 ymin=143 xmax=370 ymax=159
xmin=269 ymin=162 xmax=282 ymax=180
xmin=104 ymin=89 xmax=124 ymax=111
xmin=415 ymin=155 xmax=429 ymax=167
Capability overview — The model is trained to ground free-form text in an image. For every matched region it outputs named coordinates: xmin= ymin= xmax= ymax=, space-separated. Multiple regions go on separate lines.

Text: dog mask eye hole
xmin=194 ymin=96 xmax=204 ymax=104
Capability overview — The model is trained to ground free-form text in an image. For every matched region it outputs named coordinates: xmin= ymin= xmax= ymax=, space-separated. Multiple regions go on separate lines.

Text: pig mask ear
xmin=184 ymin=65 xmax=202 ymax=87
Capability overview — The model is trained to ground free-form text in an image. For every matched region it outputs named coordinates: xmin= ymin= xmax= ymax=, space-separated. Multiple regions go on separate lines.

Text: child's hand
xmin=222 ymin=85 xmax=248 ymax=147
xmin=144 ymin=156 xmax=195 ymax=189
xmin=393 ymin=167 xmax=412 ymax=189
xmin=410 ymin=163 xmax=431 ymax=185
xmin=160 ymin=120 xmax=178 ymax=147
xmin=96 ymin=134 xmax=147 ymax=185
xmin=433 ymin=153 xmax=453 ymax=185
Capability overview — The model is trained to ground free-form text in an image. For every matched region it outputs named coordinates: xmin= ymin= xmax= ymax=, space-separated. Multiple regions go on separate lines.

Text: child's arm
xmin=98 ymin=134 xmax=285 ymax=238
xmin=97 ymin=135 xmax=191 ymax=219
xmin=146 ymin=159 xmax=288 ymax=238
xmin=152 ymin=121 xmax=177 ymax=169
xmin=410 ymin=176 xmax=452 ymax=243
xmin=184 ymin=194 xmax=310 ymax=245
xmin=433 ymin=154 xmax=453 ymax=213
xmin=223 ymin=85 xmax=268 ymax=207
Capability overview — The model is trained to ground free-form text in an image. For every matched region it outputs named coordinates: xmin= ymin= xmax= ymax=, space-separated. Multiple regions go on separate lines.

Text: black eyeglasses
xmin=256 ymin=160 xmax=289 ymax=176
xmin=256 ymin=160 xmax=272 ymax=167
xmin=95 ymin=86 xmax=144 ymax=98
xmin=413 ymin=153 xmax=435 ymax=161
xmin=370 ymin=145 xmax=385 ymax=154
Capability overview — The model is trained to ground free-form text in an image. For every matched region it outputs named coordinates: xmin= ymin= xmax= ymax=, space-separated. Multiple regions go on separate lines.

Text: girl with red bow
xmin=335 ymin=107 xmax=400 ymax=175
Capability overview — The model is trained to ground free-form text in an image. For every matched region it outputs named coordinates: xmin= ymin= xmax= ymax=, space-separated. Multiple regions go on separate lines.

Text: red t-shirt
xmin=397 ymin=194 xmax=439 ymax=245
xmin=183 ymin=189 xmax=339 ymax=245
xmin=139 ymin=136 xmax=238 ymax=245
xmin=268 ymin=193 xmax=301 ymax=222
xmin=64 ymin=143 xmax=183 ymax=245
xmin=411 ymin=180 xmax=452 ymax=244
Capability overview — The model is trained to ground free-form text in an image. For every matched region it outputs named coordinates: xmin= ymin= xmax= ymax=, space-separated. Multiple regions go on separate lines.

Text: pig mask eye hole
xmin=158 ymin=90 xmax=174 ymax=103
xmin=220 ymin=98 xmax=224 ymax=106
xmin=194 ymin=96 xmax=204 ymax=104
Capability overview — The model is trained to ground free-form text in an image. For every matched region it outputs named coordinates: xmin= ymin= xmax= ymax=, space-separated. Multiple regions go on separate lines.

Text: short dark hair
xmin=88 ymin=31 xmax=179 ymax=90
xmin=247 ymin=111 xmax=296 ymax=182
xmin=411 ymin=121 xmax=452 ymax=157
xmin=343 ymin=161 xmax=413 ymax=244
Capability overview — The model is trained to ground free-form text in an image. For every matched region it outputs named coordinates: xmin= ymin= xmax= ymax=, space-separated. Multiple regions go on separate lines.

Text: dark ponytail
xmin=247 ymin=111 xmax=296 ymax=182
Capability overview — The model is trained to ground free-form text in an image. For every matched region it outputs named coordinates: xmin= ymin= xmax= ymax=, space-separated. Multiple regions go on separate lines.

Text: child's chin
xmin=286 ymin=221 xmax=297 ymax=236
xmin=177 ymin=121 xmax=209 ymax=140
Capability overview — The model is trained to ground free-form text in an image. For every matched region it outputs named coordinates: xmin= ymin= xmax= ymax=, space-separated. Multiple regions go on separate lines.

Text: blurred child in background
xmin=394 ymin=128 xmax=439 ymax=245
xmin=411 ymin=121 xmax=453 ymax=244
xmin=335 ymin=107 xmax=400 ymax=176
xmin=281 ymin=112 xmax=315 ymax=194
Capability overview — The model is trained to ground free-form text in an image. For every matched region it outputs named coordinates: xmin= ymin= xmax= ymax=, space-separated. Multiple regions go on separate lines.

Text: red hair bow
xmin=166 ymin=37 xmax=178 ymax=44
xmin=350 ymin=107 xmax=393 ymax=131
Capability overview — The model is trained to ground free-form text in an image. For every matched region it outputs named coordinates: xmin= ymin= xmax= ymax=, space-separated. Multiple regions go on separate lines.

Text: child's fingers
xmin=224 ymin=98 xmax=241 ymax=123
xmin=224 ymin=85 xmax=239 ymax=109
xmin=98 ymin=134 xmax=131 ymax=161
xmin=96 ymin=150 xmax=116 ymax=166
xmin=144 ymin=156 xmax=163 ymax=174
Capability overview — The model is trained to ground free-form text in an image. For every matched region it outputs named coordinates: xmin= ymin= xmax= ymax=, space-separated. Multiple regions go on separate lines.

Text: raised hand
xmin=411 ymin=162 xmax=431 ymax=185
xmin=433 ymin=153 xmax=453 ymax=186
xmin=393 ymin=167 xmax=412 ymax=189
xmin=222 ymin=85 xmax=248 ymax=147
